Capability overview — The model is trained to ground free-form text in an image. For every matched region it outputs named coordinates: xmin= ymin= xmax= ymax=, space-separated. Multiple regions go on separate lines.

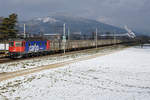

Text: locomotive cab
xmin=9 ymin=40 xmax=25 ymax=58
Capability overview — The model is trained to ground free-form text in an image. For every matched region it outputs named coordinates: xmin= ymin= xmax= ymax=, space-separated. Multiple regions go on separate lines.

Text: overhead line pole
xmin=68 ymin=28 xmax=70 ymax=41
xmin=96 ymin=28 xmax=98 ymax=48
xmin=24 ymin=24 xmax=26 ymax=38
xmin=113 ymin=30 xmax=116 ymax=44
xmin=63 ymin=23 xmax=66 ymax=54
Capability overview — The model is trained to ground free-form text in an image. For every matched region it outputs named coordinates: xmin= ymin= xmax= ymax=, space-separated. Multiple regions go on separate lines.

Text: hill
xmin=18 ymin=15 xmax=126 ymax=35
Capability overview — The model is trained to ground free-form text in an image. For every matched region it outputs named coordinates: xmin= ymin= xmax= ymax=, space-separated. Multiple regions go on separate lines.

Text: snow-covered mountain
xmin=19 ymin=15 xmax=126 ymax=34
xmin=35 ymin=17 xmax=59 ymax=23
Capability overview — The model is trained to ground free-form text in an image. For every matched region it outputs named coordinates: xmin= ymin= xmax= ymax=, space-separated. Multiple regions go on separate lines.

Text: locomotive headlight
xmin=13 ymin=48 xmax=15 ymax=51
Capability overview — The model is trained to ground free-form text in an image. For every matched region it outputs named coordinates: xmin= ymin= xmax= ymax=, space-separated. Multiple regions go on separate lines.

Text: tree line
xmin=0 ymin=13 xmax=18 ymax=40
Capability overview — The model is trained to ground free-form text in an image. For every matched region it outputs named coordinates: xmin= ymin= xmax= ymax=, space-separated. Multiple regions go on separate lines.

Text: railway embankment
xmin=0 ymin=44 xmax=129 ymax=81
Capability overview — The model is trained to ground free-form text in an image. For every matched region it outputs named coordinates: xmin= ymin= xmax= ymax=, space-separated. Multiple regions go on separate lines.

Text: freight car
xmin=0 ymin=43 xmax=9 ymax=54
xmin=8 ymin=38 xmax=122 ymax=58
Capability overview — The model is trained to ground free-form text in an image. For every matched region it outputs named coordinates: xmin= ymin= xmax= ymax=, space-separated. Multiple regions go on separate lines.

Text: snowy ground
xmin=0 ymin=46 xmax=121 ymax=73
xmin=0 ymin=45 xmax=150 ymax=100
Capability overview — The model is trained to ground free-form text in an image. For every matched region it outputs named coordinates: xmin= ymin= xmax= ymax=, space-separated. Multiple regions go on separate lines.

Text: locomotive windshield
xmin=15 ymin=42 xmax=22 ymax=47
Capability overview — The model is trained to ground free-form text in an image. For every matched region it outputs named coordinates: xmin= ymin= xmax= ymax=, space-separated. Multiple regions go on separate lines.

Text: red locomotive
xmin=9 ymin=39 xmax=50 ymax=58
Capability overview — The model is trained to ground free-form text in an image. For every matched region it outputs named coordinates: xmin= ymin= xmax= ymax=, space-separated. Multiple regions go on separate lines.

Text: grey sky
xmin=0 ymin=0 xmax=150 ymax=34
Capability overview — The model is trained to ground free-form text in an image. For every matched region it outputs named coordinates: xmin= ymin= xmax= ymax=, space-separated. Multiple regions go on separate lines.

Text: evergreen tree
xmin=8 ymin=13 xmax=18 ymax=38
xmin=0 ymin=13 xmax=18 ymax=40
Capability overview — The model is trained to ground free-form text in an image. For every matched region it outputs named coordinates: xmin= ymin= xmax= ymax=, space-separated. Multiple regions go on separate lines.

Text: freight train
xmin=8 ymin=38 xmax=131 ymax=58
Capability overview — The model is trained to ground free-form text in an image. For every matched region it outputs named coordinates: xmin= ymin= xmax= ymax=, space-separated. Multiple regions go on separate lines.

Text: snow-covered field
xmin=0 ymin=46 xmax=120 ymax=73
xmin=0 ymin=45 xmax=150 ymax=100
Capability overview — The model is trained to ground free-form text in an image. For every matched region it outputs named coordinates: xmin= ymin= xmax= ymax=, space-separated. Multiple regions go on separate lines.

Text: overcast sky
xmin=0 ymin=0 xmax=150 ymax=34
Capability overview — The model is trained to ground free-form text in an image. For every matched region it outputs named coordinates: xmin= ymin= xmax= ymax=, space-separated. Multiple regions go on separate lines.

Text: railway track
xmin=0 ymin=45 xmax=128 ymax=82
xmin=0 ymin=44 xmax=124 ymax=64
xmin=0 ymin=58 xmax=11 ymax=63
